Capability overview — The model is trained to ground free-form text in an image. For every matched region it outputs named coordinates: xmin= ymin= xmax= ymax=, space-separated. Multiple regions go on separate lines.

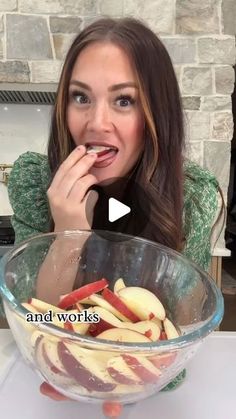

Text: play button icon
xmin=108 ymin=198 xmax=131 ymax=222
xmin=86 ymin=176 xmax=151 ymax=242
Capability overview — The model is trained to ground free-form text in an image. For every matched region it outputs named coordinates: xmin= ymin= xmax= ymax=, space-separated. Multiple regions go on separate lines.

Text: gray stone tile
xmin=203 ymin=140 xmax=231 ymax=191
xmin=185 ymin=141 xmax=203 ymax=165
xmin=162 ymin=37 xmax=196 ymax=63
xmin=182 ymin=67 xmax=212 ymax=95
xmin=0 ymin=0 xmax=16 ymax=11
xmin=0 ymin=37 xmax=3 ymax=59
xmin=49 ymin=17 xmax=82 ymax=33
xmin=6 ymin=14 xmax=52 ymax=59
xmin=0 ymin=15 xmax=3 ymax=32
xmin=98 ymin=0 xmax=123 ymax=16
xmin=222 ymin=0 xmax=236 ymax=35
xmin=212 ymin=112 xmax=234 ymax=141
xmin=198 ymin=37 xmax=236 ymax=64
xmin=53 ymin=34 xmax=77 ymax=60
xmin=215 ymin=66 xmax=235 ymax=94
xmin=201 ymin=96 xmax=232 ymax=111
xmin=185 ymin=111 xmax=211 ymax=141
xmin=19 ymin=0 xmax=84 ymax=14
xmin=30 ymin=61 xmax=62 ymax=83
xmin=176 ymin=0 xmax=220 ymax=34
xmin=124 ymin=0 xmax=175 ymax=35
xmin=0 ymin=61 xmax=30 ymax=82
xmin=182 ymin=96 xmax=201 ymax=110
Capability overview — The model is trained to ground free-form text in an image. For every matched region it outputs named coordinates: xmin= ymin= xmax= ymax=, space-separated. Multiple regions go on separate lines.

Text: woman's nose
xmin=86 ymin=102 xmax=113 ymax=133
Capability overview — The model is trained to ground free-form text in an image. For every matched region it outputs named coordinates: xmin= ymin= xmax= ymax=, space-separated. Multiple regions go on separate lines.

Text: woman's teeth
xmin=86 ymin=145 xmax=113 ymax=154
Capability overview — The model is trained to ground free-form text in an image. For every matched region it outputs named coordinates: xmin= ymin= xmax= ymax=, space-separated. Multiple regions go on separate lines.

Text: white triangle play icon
xmin=108 ymin=198 xmax=131 ymax=222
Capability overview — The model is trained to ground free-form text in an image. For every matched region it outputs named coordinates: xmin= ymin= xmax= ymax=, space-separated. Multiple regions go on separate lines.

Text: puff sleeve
xmin=7 ymin=151 xmax=51 ymax=244
xmin=182 ymin=160 xmax=220 ymax=272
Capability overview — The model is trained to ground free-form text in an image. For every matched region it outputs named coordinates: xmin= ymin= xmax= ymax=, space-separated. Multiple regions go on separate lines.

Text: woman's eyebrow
xmin=69 ymin=80 xmax=91 ymax=90
xmin=108 ymin=82 xmax=138 ymax=91
xmin=69 ymin=80 xmax=138 ymax=91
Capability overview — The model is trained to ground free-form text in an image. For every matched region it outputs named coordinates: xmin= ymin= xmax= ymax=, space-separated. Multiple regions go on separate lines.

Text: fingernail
xmin=88 ymin=153 xmax=97 ymax=158
xmin=77 ymin=145 xmax=85 ymax=150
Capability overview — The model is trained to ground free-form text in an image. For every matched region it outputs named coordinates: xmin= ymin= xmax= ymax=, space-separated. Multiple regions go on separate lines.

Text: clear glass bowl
xmin=0 ymin=230 xmax=224 ymax=405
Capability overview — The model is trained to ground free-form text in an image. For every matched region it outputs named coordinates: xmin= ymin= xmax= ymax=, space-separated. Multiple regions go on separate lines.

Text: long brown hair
xmin=48 ymin=17 xmax=185 ymax=251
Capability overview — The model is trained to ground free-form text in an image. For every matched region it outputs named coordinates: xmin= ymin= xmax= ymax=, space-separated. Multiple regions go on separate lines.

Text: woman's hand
xmin=47 ymin=145 xmax=98 ymax=231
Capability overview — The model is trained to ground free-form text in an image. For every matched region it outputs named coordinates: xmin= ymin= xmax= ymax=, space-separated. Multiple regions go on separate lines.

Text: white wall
xmin=0 ymin=104 xmax=52 ymax=215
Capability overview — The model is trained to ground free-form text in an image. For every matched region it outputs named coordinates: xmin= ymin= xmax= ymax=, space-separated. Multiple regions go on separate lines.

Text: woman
xmin=6 ymin=17 xmax=223 ymax=398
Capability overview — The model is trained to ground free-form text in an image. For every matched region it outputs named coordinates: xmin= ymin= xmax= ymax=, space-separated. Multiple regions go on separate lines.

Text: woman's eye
xmin=116 ymin=95 xmax=135 ymax=107
xmin=71 ymin=91 xmax=90 ymax=104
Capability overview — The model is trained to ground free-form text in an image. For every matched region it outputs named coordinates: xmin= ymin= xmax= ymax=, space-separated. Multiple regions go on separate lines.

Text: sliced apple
xmin=149 ymin=352 xmax=177 ymax=369
xmin=163 ymin=318 xmax=179 ymax=339
xmin=89 ymin=293 xmax=131 ymax=322
xmin=107 ymin=355 xmax=143 ymax=385
xmin=118 ymin=287 xmax=166 ymax=321
xmin=88 ymin=306 xmax=123 ymax=336
xmin=42 ymin=339 xmax=68 ymax=375
xmin=102 ymin=288 xmax=141 ymax=323
xmin=120 ymin=320 xmax=161 ymax=341
xmin=58 ymin=341 xmax=116 ymax=392
xmin=28 ymin=298 xmax=65 ymax=314
xmin=150 ymin=316 xmax=162 ymax=330
xmin=96 ymin=328 xmax=152 ymax=343
xmin=34 ymin=334 xmax=73 ymax=386
xmin=113 ymin=278 xmax=126 ymax=294
xmin=75 ymin=303 xmax=84 ymax=311
xmin=58 ymin=278 xmax=109 ymax=309
xmin=18 ymin=303 xmax=42 ymax=333
xmin=52 ymin=308 xmax=92 ymax=335
xmin=59 ymin=294 xmax=93 ymax=307
xmin=122 ymin=354 xmax=161 ymax=383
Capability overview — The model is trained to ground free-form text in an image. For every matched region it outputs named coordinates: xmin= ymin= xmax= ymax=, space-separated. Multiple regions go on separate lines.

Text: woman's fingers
xmin=39 ymin=382 xmax=70 ymax=401
xmin=51 ymin=145 xmax=87 ymax=189
xmin=58 ymin=153 xmax=98 ymax=199
xmin=68 ymin=174 xmax=98 ymax=202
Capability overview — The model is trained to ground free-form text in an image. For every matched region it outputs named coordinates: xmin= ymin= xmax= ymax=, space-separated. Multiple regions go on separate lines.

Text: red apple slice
xmin=32 ymin=332 xmax=73 ymax=386
xmin=58 ymin=341 xmax=116 ymax=392
xmin=89 ymin=293 xmax=131 ymax=322
xmin=88 ymin=306 xmax=123 ymax=336
xmin=118 ymin=287 xmax=166 ymax=321
xmin=102 ymin=288 xmax=141 ymax=323
xmin=96 ymin=328 xmax=152 ymax=343
xmin=122 ymin=354 xmax=161 ymax=383
xmin=51 ymin=315 xmax=89 ymax=335
xmin=107 ymin=356 xmax=143 ymax=385
xmin=121 ymin=320 xmax=161 ymax=341
xmin=42 ymin=339 xmax=68 ymax=375
xmin=113 ymin=278 xmax=126 ymax=294
xmin=58 ymin=278 xmax=109 ymax=309
xmin=149 ymin=352 xmax=177 ymax=369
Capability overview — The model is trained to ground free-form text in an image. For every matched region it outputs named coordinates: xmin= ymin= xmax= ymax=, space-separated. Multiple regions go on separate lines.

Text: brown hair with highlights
xmin=48 ymin=17 xmax=186 ymax=251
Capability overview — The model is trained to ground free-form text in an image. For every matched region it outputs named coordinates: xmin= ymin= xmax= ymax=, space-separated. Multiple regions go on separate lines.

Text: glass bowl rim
xmin=0 ymin=229 xmax=224 ymax=352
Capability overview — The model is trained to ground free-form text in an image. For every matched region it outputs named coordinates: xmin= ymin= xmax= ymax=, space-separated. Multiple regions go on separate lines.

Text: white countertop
xmin=0 ymin=330 xmax=235 ymax=419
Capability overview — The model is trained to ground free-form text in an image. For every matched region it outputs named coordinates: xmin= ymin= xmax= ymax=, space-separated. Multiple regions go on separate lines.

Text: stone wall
xmin=0 ymin=0 xmax=235 ymax=249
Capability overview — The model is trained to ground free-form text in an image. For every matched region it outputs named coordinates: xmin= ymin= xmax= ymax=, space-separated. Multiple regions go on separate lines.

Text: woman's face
xmin=67 ymin=41 xmax=144 ymax=183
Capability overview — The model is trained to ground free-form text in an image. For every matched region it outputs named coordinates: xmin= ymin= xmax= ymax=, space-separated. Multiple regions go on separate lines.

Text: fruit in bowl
xmin=0 ymin=230 xmax=224 ymax=410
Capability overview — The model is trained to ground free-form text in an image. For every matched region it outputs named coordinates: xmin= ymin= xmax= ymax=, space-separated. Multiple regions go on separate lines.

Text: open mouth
xmin=86 ymin=144 xmax=118 ymax=167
